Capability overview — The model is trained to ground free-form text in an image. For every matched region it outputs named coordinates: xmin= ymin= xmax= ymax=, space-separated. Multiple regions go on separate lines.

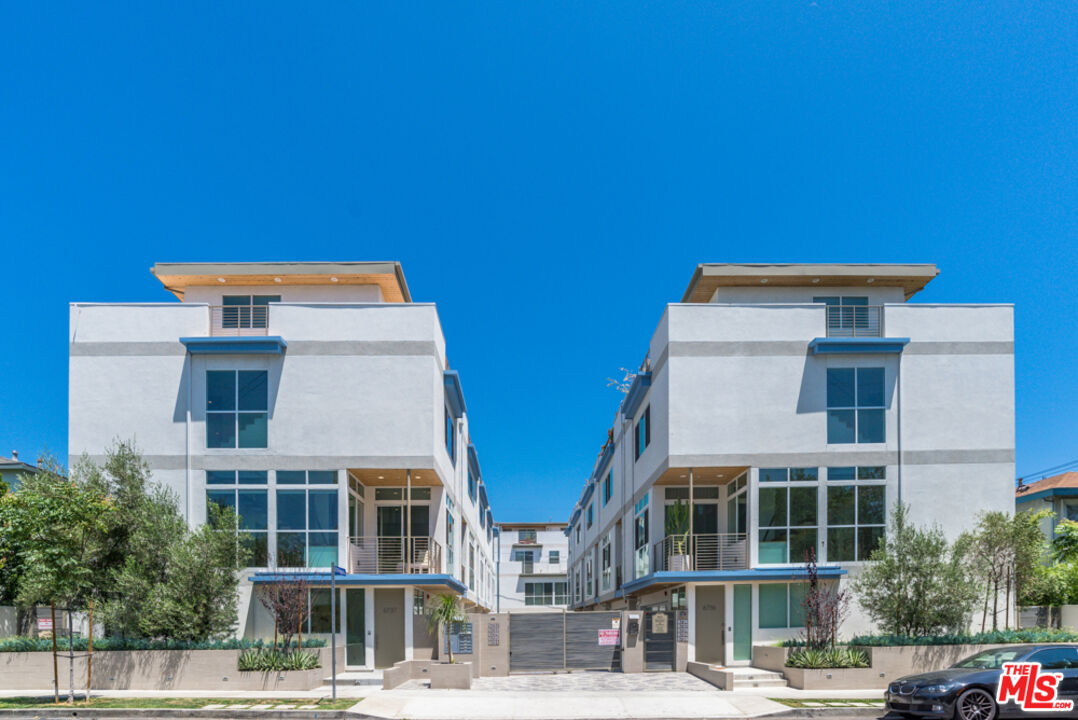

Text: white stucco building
xmin=564 ymin=263 xmax=1014 ymax=667
xmin=495 ymin=522 xmax=569 ymax=611
xmin=68 ymin=262 xmax=498 ymax=669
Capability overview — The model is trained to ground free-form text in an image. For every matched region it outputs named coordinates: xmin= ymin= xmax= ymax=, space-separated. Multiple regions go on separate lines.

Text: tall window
xmin=445 ymin=508 xmax=455 ymax=575
xmin=634 ymin=493 xmax=649 ymax=578
xmin=585 ymin=557 xmax=594 ymax=598
xmin=206 ymin=370 xmax=268 ymax=448
xmin=827 ymin=368 xmax=885 ymax=443
xmin=549 ymin=550 xmax=560 ymax=564
xmin=826 ymin=466 xmax=886 ymax=561
xmin=587 ymin=504 xmax=594 ymax=529
xmin=603 ymin=470 xmax=613 ymax=505
xmin=759 ymin=485 xmax=817 ymax=564
xmin=445 ymin=409 xmax=455 ymax=462
xmin=600 ymin=536 xmax=612 ymax=593
xmin=635 ymin=405 xmax=651 ymax=460
xmin=206 ymin=470 xmax=268 ymax=565
xmin=276 ymin=470 xmax=338 ymax=568
xmin=468 ymin=468 xmax=477 ymax=503
xmin=222 ymin=295 xmax=279 ymax=329
xmin=469 ymin=542 xmax=476 ymax=590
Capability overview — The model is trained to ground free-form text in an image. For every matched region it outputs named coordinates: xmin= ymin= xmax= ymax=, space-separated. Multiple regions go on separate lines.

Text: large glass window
xmin=759 ymin=583 xmax=809 ymax=629
xmin=634 ymin=493 xmax=650 ymax=578
xmin=759 ymin=486 xmax=817 ymax=564
xmin=525 ymin=581 xmax=568 ymax=606
xmin=275 ymin=470 xmax=338 ymax=568
xmin=206 ymin=370 xmax=268 ymax=448
xmin=206 ymin=471 xmax=268 ymax=566
xmin=635 ymin=405 xmax=651 ymax=460
xmin=826 ymin=367 xmax=885 ymax=444
xmin=445 ymin=409 xmax=455 ymax=463
xmin=587 ymin=504 xmax=594 ymax=529
xmin=603 ymin=470 xmax=613 ymax=505
xmin=827 ymin=482 xmax=886 ymax=562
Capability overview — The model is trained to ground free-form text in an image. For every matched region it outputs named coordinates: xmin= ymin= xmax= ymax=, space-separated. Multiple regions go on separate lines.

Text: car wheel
xmin=955 ymin=688 xmax=997 ymax=720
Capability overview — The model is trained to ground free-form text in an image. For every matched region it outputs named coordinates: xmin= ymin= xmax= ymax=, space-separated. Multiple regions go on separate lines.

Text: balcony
xmin=210 ymin=305 xmax=270 ymax=336
xmin=348 ymin=536 xmax=443 ymax=575
xmin=518 ymin=560 xmax=562 ymax=576
xmin=652 ymin=533 xmax=748 ymax=572
xmin=825 ymin=305 xmax=883 ymax=337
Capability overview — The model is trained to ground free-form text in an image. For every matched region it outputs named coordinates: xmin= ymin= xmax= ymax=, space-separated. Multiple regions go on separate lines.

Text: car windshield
xmin=952 ymin=649 xmax=1024 ymax=670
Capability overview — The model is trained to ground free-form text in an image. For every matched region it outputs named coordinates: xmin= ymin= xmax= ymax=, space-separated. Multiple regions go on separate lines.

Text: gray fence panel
xmin=565 ymin=612 xmax=621 ymax=670
xmin=509 ymin=613 xmax=566 ymax=671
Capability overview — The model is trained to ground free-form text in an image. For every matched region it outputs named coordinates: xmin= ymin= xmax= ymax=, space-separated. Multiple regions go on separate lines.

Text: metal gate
xmin=643 ymin=610 xmax=675 ymax=671
xmin=509 ymin=611 xmax=621 ymax=672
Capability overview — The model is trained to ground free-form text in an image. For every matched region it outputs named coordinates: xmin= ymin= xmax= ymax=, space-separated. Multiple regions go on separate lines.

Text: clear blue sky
xmin=2 ymin=2 xmax=1076 ymax=521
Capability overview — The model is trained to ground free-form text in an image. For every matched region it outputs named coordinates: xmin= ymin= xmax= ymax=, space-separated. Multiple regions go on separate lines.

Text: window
xmin=222 ymin=295 xmax=279 ymax=329
xmin=206 ymin=471 xmax=268 ymax=566
xmin=603 ymin=470 xmax=613 ymax=505
xmin=1025 ymin=647 xmax=1078 ymax=670
xmin=759 ymin=583 xmax=808 ymax=629
xmin=549 ymin=550 xmax=560 ymax=564
xmin=727 ymin=473 xmax=748 ymax=535
xmin=512 ymin=549 xmax=535 ymax=562
xmin=469 ymin=543 xmax=475 ymax=590
xmin=634 ymin=493 xmax=650 ymax=578
xmin=587 ymin=504 xmax=594 ymax=529
xmin=600 ymin=537 xmax=612 ymax=593
xmin=827 ymin=483 xmax=886 ymax=562
xmin=814 ymin=296 xmax=870 ymax=335
xmin=585 ymin=557 xmax=594 ymax=598
xmin=575 ymin=525 xmax=581 ymax=543
xmin=307 ymin=588 xmax=341 ymax=633
xmin=468 ymin=468 xmax=477 ymax=503
xmin=413 ymin=590 xmax=426 ymax=616
xmin=445 ymin=509 xmax=455 ymax=575
xmin=759 ymin=486 xmax=817 ymax=564
xmin=445 ymin=409 xmax=455 ymax=462
xmin=518 ymin=528 xmax=537 ymax=543
xmin=635 ymin=405 xmax=651 ymax=460
xmin=827 ymin=368 xmax=885 ymax=443
xmin=574 ymin=570 xmax=582 ymax=603
xmin=760 ymin=468 xmax=819 ymax=482
xmin=207 ymin=370 xmax=268 ymax=448
xmin=276 ymin=470 xmax=338 ymax=568
xmin=525 ymin=581 xmax=568 ymax=606
xmin=1066 ymin=503 xmax=1078 ymax=522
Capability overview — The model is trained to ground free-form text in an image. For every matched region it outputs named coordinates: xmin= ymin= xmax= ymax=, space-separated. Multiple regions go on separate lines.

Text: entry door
xmin=345 ymin=588 xmax=365 ymax=666
xmin=644 ymin=610 xmax=675 ymax=671
xmin=733 ymin=585 xmax=752 ymax=662
xmin=374 ymin=588 xmax=405 ymax=669
xmin=695 ymin=586 xmax=725 ymax=665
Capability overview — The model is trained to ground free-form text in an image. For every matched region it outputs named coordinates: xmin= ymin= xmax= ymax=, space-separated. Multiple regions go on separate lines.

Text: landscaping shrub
xmin=847 ymin=628 xmax=1078 ymax=647
xmin=0 ymin=636 xmax=326 ymax=652
xmin=237 ymin=648 xmax=321 ymax=672
xmin=786 ymin=647 xmax=869 ymax=669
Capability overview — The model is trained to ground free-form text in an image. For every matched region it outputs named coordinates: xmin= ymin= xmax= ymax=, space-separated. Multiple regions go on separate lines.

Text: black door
xmin=644 ymin=610 xmax=675 ymax=671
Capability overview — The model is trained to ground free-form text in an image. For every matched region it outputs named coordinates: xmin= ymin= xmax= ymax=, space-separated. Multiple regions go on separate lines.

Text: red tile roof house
xmin=1015 ymin=472 xmax=1078 ymax=537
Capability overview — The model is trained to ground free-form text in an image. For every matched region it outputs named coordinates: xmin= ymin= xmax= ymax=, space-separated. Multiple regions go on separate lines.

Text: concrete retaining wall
xmin=382 ymin=659 xmax=432 ymax=690
xmin=686 ymin=661 xmax=733 ymax=690
xmin=0 ymin=646 xmax=341 ymax=691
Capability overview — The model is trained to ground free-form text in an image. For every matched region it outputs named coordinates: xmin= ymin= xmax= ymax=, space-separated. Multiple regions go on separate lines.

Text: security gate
xmin=509 ymin=611 xmax=621 ymax=672
xmin=643 ymin=610 xmax=675 ymax=671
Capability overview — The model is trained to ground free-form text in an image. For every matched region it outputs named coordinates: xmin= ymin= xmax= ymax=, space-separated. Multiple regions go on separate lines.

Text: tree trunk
xmin=981 ymin=583 xmax=990 ymax=633
xmin=67 ymin=606 xmax=75 ymax=704
xmin=51 ymin=604 xmax=58 ymax=704
xmin=992 ymin=575 xmax=999 ymax=631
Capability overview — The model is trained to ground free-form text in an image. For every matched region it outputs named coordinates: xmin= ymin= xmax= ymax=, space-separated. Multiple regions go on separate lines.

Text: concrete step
xmin=732 ymin=677 xmax=789 ymax=688
xmin=323 ymin=670 xmax=384 ymax=687
xmin=729 ymin=667 xmax=788 ymax=689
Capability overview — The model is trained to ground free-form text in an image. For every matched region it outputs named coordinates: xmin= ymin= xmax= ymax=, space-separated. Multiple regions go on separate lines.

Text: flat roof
xmin=681 ymin=263 xmax=939 ymax=303
xmin=497 ymin=522 xmax=568 ymax=530
xmin=151 ymin=261 xmax=412 ymax=302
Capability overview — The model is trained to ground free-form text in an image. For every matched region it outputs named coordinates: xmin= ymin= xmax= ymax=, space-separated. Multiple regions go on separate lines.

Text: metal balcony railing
xmin=825 ymin=305 xmax=883 ymax=337
xmin=348 ymin=536 xmax=443 ymax=575
xmin=210 ymin=305 xmax=270 ymax=336
xmin=652 ymin=533 xmax=748 ymax=572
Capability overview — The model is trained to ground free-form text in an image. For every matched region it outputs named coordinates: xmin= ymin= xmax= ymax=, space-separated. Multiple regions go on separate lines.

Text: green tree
xmin=426 ymin=593 xmax=465 ymax=663
xmin=0 ymin=475 xmax=9 ymax=497
xmin=852 ymin=504 xmax=977 ymax=637
xmin=1053 ymin=518 xmax=1078 ymax=564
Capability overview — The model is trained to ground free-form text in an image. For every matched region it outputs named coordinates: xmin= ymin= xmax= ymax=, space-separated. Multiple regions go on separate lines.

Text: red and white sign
xmin=997 ymin=662 xmax=1074 ymax=712
xmin=598 ymin=629 xmax=620 ymax=646
xmin=37 ymin=618 xmax=52 ymax=632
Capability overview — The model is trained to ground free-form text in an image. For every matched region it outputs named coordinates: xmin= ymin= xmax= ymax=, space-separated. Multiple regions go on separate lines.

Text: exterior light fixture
xmin=217 ymin=277 xmax=226 ymax=283
xmin=274 ymin=277 xmax=282 ymax=283
xmin=331 ymin=277 xmax=339 ymax=282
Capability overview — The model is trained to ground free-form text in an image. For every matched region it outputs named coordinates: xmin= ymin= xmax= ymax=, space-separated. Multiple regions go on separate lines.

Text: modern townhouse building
xmin=495 ymin=522 xmax=569 ymax=611
xmin=565 ymin=263 xmax=1014 ymax=669
xmin=68 ymin=262 xmax=498 ymax=669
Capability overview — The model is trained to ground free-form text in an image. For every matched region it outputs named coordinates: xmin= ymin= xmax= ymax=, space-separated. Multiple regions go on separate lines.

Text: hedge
xmin=782 ymin=628 xmax=1078 ymax=648
xmin=0 ymin=636 xmax=327 ymax=652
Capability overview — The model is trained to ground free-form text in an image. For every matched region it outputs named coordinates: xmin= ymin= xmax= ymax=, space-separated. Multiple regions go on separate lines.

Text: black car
xmin=886 ymin=644 xmax=1078 ymax=720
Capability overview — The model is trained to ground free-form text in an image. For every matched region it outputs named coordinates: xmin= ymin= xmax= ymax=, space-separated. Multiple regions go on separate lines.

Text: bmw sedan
xmin=885 ymin=644 xmax=1078 ymax=720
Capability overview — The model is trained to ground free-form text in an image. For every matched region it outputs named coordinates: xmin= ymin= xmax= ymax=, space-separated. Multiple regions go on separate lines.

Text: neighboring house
xmin=496 ymin=522 xmax=569 ymax=611
xmin=0 ymin=452 xmax=40 ymax=491
xmin=565 ymin=263 xmax=1014 ymax=667
xmin=1016 ymin=472 xmax=1078 ymax=538
xmin=68 ymin=261 xmax=498 ymax=669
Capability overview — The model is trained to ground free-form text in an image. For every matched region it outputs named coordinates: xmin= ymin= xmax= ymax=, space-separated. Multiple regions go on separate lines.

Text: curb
xmin=766 ymin=709 xmax=888 ymax=719
xmin=0 ymin=711 xmax=362 ymax=720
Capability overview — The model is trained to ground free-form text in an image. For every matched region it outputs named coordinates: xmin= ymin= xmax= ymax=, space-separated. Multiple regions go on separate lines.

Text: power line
xmin=1017 ymin=457 xmax=1078 ymax=482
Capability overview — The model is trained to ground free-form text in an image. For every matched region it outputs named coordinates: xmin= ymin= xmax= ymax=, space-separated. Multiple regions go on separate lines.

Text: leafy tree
xmin=0 ymin=475 xmax=8 ymax=497
xmin=852 ymin=504 xmax=977 ymax=636
xmin=1053 ymin=518 xmax=1078 ymax=564
xmin=426 ymin=593 xmax=465 ymax=663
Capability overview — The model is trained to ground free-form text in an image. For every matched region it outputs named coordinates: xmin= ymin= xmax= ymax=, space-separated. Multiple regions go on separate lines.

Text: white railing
xmin=652 ymin=533 xmax=748 ymax=572
xmin=348 ymin=536 xmax=443 ymax=575
xmin=825 ymin=305 xmax=883 ymax=337
xmin=210 ymin=305 xmax=270 ymax=336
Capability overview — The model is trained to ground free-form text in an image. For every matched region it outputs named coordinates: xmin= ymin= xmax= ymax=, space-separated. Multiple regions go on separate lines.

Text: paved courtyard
xmin=470 ymin=671 xmax=717 ymax=692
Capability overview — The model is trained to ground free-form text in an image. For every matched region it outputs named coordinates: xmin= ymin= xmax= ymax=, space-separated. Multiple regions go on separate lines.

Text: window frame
xmin=825 ymin=467 xmax=887 ymax=563
xmin=826 ymin=367 xmax=886 ymax=444
xmin=634 ymin=405 xmax=651 ymax=460
xmin=206 ymin=369 xmax=268 ymax=449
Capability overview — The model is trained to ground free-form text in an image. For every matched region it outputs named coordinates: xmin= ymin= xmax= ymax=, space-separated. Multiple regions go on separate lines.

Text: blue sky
xmin=1 ymin=1 xmax=1076 ymax=521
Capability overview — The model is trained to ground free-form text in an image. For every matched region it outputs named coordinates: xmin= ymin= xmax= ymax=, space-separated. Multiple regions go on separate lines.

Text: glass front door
xmin=346 ymin=588 xmax=365 ymax=666
xmin=733 ymin=584 xmax=752 ymax=661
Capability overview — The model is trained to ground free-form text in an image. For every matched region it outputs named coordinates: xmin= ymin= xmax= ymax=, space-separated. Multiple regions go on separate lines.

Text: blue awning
xmin=181 ymin=336 xmax=287 ymax=355
xmin=809 ymin=337 xmax=909 ymax=355
xmin=444 ymin=371 xmax=466 ymax=418
xmin=250 ymin=571 xmax=467 ymax=594
xmin=621 ymin=566 xmax=848 ymax=595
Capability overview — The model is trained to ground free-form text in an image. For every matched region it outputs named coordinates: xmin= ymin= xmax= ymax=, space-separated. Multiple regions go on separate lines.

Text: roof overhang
xmin=682 ymin=263 xmax=939 ymax=303
xmin=151 ymin=261 xmax=412 ymax=302
xmin=444 ymin=371 xmax=466 ymax=418
xmin=180 ymin=336 xmax=288 ymax=355
xmin=1016 ymin=488 xmax=1078 ymax=505
xmin=621 ymin=566 xmax=847 ymax=595
xmin=250 ymin=572 xmax=466 ymax=594
xmin=809 ymin=337 xmax=910 ymax=355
